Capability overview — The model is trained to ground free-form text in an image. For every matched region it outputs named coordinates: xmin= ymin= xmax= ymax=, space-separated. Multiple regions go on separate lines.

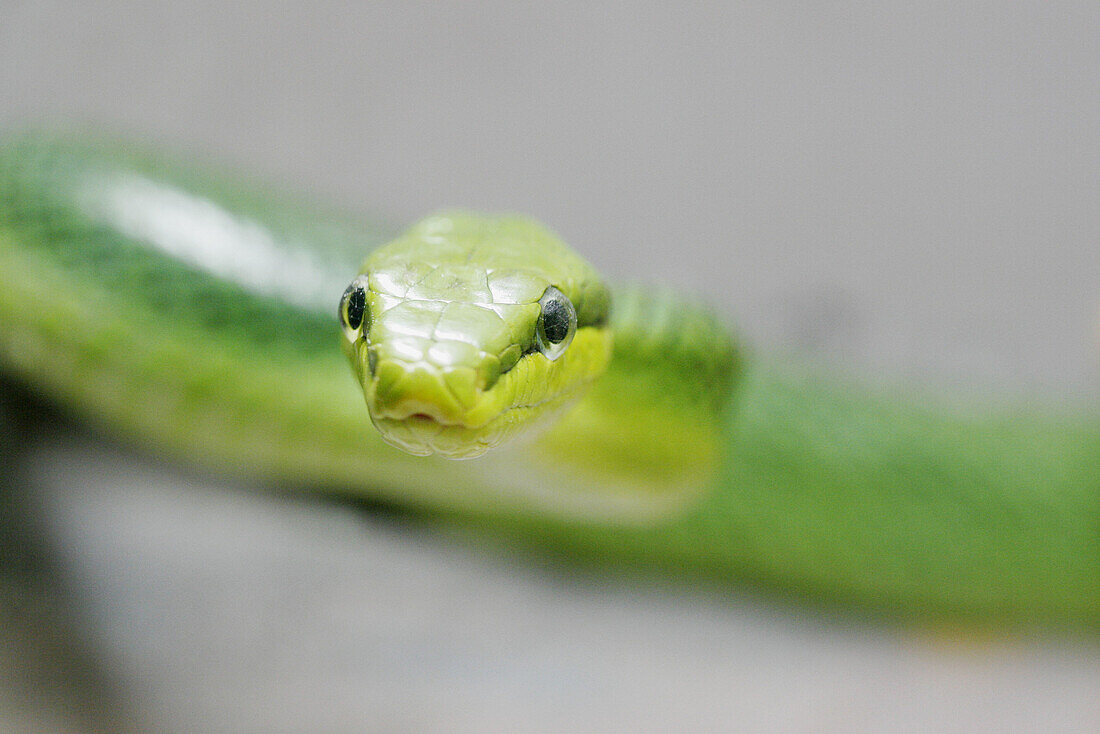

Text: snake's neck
xmin=501 ymin=286 xmax=744 ymax=520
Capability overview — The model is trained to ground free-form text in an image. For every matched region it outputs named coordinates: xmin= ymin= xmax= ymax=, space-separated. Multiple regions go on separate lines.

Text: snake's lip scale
xmin=371 ymin=403 xmax=464 ymax=426
xmin=366 ymin=362 xmax=477 ymax=427
xmin=369 ymin=415 xmax=500 ymax=459
xmin=368 ymin=382 xmax=594 ymax=459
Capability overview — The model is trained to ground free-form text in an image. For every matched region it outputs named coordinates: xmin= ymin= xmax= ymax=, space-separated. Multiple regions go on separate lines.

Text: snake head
xmin=339 ymin=212 xmax=611 ymax=459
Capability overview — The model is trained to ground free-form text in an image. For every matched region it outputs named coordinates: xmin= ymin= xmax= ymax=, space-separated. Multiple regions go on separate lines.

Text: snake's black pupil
xmin=541 ymin=299 xmax=570 ymax=344
xmin=344 ymin=284 xmax=366 ymax=330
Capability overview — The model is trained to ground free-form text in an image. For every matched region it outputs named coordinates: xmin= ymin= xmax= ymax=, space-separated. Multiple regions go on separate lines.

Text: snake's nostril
xmin=479 ymin=358 xmax=502 ymax=392
xmin=442 ymin=367 xmax=478 ymax=409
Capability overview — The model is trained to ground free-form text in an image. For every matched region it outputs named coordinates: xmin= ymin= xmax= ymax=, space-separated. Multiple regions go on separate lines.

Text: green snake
xmin=0 ymin=132 xmax=1096 ymax=631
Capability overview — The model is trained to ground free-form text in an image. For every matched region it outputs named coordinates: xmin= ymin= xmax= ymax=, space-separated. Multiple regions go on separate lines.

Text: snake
xmin=0 ymin=131 xmax=1096 ymax=631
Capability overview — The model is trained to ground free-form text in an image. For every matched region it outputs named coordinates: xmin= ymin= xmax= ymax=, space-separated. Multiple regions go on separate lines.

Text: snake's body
xmin=0 ymin=133 xmax=1096 ymax=629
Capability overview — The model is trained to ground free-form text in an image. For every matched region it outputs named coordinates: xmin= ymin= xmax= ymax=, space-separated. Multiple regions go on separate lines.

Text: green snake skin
xmin=343 ymin=212 xmax=618 ymax=459
xmin=0 ymin=132 xmax=1096 ymax=630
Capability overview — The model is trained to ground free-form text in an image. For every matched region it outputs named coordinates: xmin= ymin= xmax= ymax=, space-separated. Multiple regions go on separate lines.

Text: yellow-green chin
xmin=369 ymin=398 xmax=575 ymax=459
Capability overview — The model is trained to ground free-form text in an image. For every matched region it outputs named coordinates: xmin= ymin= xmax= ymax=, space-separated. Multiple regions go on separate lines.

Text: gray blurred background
xmin=1 ymin=2 xmax=1097 ymax=732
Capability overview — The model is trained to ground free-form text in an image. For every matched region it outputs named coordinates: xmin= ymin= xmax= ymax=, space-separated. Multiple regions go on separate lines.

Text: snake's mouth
xmin=369 ymin=413 xmax=503 ymax=459
xmin=364 ymin=367 xmax=503 ymax=458
xmin=356 ymin=325 xmax=612 ymax=459
xmin=365 ymin=367 xmax=580 ymax=459
xmin=368 ymin=387 xmax=587 ymax=459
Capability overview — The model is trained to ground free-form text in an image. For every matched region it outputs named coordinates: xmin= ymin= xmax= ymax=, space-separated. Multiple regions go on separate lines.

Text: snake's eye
xmin=536 ymin=286 xmax=576 ymax=360
xmin=339 ymin=277 xmax=369 ymax=341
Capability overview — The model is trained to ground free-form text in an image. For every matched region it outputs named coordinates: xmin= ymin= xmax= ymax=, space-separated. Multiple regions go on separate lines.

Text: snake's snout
xmin=364 ymin=349 xmax=506 ymax=459
xmin=369 ymin=361 xmax=471 ymax=426
xmin=361 ymin=323 xmax=505 ymax=430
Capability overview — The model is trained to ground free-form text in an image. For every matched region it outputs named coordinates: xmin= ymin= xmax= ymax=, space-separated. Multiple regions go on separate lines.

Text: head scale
xmin=339 ymin=212 xmax=612 ymax=459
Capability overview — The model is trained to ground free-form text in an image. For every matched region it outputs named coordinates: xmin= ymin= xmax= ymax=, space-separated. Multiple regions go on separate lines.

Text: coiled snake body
xmin=0 ymin=133 xmax=1095 ymax=630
